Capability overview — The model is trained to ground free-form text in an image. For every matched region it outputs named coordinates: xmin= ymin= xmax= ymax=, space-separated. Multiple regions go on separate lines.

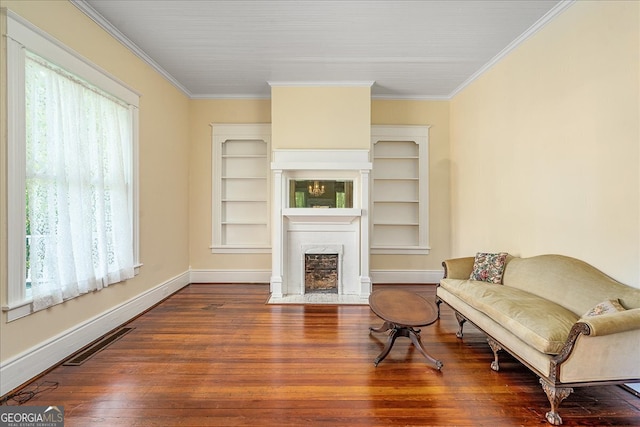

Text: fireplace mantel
xmin=270 ymin=149 xmax=372 ymax=300
xmin=283 ymin=208 xmax=362 ymax=224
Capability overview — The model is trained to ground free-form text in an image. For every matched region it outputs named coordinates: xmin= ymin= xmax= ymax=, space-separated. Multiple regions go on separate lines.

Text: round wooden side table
xmin=369 ymin=288 xmax=443 ymax=370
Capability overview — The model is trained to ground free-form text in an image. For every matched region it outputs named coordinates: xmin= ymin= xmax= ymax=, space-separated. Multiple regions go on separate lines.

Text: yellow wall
xmin=371 ymin=100 xmax=451 ymax=271
xmin=271 ymin=85 xmax=371 ymax=149
xmin=450 ymin=0 xmax=639 ymax=286
xmin=0 ymin=1 xmax=191 ymax=360
xmin=188 ymin=99 xmax=271 ymax=270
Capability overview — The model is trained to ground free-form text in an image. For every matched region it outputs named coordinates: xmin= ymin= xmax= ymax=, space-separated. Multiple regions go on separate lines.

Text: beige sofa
xmin=436 ymin=254 xmax=640 ymax=425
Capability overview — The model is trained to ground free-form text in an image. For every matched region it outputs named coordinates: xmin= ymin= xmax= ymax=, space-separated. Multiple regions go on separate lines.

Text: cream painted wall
xmin=450 ymin=1 xmax=639 ymax=286
xmin=0 ymin=1 xmax=190 ymax=361
xmin=371 ymin=100 xmax=451 ymax=272
xmin=188 ymin=99 xmax=271 ymax=270
xmin=271 ymin=85 xmax=371 ymax=149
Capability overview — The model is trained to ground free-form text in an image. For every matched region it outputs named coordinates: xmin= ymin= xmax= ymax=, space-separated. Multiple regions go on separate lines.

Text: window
xmin=5 ymin=13 xmax=140 ymax=321
xmin=211 ymin=124 xmax=271 ymax=253
xmin=371 ymin=125 xmax=430 ymax=254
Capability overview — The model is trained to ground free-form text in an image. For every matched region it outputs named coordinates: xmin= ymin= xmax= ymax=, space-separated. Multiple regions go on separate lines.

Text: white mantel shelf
xmin=282 ymin=208 xmax=362 ymax=224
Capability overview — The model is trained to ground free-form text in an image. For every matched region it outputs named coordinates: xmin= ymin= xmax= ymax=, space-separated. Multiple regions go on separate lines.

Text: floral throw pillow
xmin=583 ymin=299 xmax=626 ymax=317
xmin=469 ymin=252 xmax=509 ymax=284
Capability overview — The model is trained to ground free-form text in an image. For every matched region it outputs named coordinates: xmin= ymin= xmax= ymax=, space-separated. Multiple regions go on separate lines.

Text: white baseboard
xmin=189 ymin=269 xmax=443 ymax=285
xmin=189 ymin=268 xmax=442 ymax=305
xmin=189 ymin=269 xmax=271 ymax=283
xmin=371 ymin=269 xmax=444 ymax=284
xmin=0 ymin=271 xmax=190 ymax=396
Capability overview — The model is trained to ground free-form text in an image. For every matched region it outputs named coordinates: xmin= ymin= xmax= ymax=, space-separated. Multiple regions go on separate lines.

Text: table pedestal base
xmin=370 ymin=321 xmax=443 ymax=370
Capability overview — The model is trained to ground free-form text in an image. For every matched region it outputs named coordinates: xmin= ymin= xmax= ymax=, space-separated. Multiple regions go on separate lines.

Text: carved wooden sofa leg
xmin=454 ymin=312 xmax=466 ymax=338
xmin=487 ymin=337 xmax=502 ymax=371
xmin=540 ymin=379 xmax=573 ymax=426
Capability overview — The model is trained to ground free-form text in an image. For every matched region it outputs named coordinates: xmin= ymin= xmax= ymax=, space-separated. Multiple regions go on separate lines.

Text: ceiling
xmin=74 ymin=0 xmax=571 ymax=99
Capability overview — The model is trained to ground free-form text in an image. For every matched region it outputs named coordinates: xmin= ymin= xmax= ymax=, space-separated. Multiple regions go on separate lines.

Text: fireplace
xmin=269 ymin=149 xmax=372 ymax=303
xmin=305 ymin=253 xmax=338 ymax=294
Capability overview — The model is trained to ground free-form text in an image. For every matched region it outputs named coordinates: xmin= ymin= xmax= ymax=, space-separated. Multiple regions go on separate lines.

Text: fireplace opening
xmin=305 ymin=254 xmax=338 ymax=294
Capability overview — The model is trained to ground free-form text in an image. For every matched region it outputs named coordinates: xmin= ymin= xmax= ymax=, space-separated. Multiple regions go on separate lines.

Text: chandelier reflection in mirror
xmin=308 ymin=181 xmax=325 ymax=197
xmin=290 ymin=180 xmax=353 ymax=208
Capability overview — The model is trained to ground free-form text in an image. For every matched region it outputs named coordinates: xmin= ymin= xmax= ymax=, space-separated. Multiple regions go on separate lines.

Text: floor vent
xmin=63 ymin=327 xmax=135 ymax=366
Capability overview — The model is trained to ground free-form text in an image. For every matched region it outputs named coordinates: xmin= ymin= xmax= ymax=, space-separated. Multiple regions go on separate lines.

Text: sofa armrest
xmin=442 ymin=257 xmax=475 ymax=279
xmin=578 ymin=308 xmax=640 ymax=336
xmin=551 ymin=318 xmax=640 ymax=384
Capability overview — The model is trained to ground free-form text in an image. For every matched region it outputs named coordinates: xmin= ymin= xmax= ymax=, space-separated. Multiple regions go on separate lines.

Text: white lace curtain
xmin=25 ymin=52 xmax=135 ymax=312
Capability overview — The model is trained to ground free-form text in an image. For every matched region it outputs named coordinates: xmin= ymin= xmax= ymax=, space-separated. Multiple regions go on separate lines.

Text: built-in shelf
xmin=371 ymin=125 xmax=430 ymax=255
xmin=212 ymin=124 xmax=271 ymax=253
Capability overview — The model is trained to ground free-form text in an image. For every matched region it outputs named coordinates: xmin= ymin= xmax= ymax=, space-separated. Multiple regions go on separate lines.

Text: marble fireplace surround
xmin=268 ymin=150 xmax=372 ymax=304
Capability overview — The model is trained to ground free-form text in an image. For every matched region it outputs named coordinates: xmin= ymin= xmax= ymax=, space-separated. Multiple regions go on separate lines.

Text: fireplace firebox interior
xmin=305 ymin=253 xmax=339 ymax=294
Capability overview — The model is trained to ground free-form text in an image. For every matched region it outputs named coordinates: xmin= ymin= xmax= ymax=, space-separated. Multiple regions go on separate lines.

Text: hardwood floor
xmin=3 ymin=284 xmax=639 ymax=426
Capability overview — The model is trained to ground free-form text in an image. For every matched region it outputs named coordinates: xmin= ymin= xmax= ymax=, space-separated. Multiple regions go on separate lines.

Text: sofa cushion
xmin=469 ymin=252 xmax=508 ymax=284
xmin=583 ymin=299 xmax=626 ymax=317
xmin=501 ymin=255 xmax=640 ymax=315
xmin=440 ymin=279 xmax=579 ymax=354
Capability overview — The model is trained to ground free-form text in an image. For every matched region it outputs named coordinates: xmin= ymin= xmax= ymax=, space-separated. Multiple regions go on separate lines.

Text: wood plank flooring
xmin=3 ymin=284 xmax=639 ymax=426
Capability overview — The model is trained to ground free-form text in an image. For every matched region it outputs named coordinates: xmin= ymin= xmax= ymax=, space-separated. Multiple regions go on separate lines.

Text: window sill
xmin=3 ymin=264 xmax=142 ymax=322
xmin=2 ymin=300 xmax=33 ymax=322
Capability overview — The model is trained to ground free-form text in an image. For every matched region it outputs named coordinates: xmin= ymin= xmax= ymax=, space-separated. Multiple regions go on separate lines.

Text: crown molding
xmin=371 ymin=94 xmax=450 ymax=101
xmin=268 ymin=80 xmax=375 ymax=88
xmin=190 ymin=93 xmax=272 ymax=100
xmin=70 ymin=0 xmax=192 ymax=98
xmin=448 ymin=0 xmax=576 ymax=99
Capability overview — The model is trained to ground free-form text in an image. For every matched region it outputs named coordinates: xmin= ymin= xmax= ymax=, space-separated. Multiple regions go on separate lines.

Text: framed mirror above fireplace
xmin=289 ymin=179 xmax=354 ymax=208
